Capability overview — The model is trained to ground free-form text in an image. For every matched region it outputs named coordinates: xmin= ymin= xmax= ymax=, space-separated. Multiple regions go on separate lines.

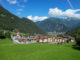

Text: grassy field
xmin=0 ymin=39 xmax=80 ymax=60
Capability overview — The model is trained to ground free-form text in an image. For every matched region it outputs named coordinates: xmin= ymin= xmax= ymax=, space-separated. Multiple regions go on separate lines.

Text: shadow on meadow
xmin=72 ymin=44 xmax=80 ymax=51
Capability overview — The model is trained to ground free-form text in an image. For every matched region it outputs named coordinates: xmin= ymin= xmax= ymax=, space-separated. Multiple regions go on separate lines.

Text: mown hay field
xmin=0 ymin=39 xmax=80 ymax=60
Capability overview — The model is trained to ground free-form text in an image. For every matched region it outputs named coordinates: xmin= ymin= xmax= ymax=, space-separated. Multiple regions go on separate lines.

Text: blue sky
xmin=0 ymin=0 xmax=80 ymax=22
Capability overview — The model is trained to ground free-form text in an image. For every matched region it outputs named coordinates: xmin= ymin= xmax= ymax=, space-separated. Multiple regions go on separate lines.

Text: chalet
xmin=38 ymin=36 xmax=68 ymax=44
xmin=39 ymin=36 xmax=48 ymax=43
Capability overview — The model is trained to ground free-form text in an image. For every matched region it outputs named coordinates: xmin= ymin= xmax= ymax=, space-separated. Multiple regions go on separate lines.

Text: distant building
xmin=11 ymin=32 xmax=73 ymax=44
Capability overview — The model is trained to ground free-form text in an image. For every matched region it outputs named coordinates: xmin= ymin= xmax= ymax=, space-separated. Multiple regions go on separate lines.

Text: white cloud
xmin=7 ymin=0 xmax=17 ymax=4
xmin=23 ymin=0 xmax=28 ymax=2
xmin=16 ymin=9 xmax=23 ymax=11
xmin=48 ymin=8 xmax=80 ymax=19
xmin=27 ymin=15 xmax=48 ymax=22
xmin=27 ymin=15 xmax=32 ymax=20
xmin=7 ymin=0 xmax=26 ymax=8
xmin=16 ymin=12 xmax=21 ymax=15
xmin=17 ymin=4 xmax=25 ymax=8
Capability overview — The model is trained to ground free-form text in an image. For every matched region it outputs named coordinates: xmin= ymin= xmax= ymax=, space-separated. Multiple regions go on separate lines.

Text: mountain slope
xmin=36 ymin=18 xmax=68 ymax=32
xmin=66 ymin=25 xmax=80 ymax=46
xmin=0 ymin=5 xmax=45 ymax=34
xmin=36 ymin=17 xmax=80 ymax=32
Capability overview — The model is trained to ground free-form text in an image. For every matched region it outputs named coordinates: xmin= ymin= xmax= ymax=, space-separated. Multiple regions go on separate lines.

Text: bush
xmin=75 ymin=34 xmax=80 ymax=46
xmin=0 ymin=36 xmax=6 ymax=39
xmin=0 ymin=30 xmax=11 ymax=39
xmin=0 ymin=30 xmax=4 ymax=36
xmin=0 ymin=30 xmax=5 ymax=39
xmin=5 ymin=31 xmax=11 ymax=38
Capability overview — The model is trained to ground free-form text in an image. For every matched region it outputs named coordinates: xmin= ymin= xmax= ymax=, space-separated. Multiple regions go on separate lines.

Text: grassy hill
xmin=0 ymin=5 xmax=45 ymax=34
xmin=0 ymin=39 xmax=80 ymax=60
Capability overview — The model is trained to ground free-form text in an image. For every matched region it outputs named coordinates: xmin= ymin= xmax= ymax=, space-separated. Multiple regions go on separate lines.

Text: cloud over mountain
xmin=48 ymin=8 xmax=80 ymax=19
xmin=27 ymin=15 xmax=48 ymax=22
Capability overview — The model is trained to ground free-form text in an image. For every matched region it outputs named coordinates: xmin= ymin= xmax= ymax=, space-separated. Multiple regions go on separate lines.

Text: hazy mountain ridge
xmin=36 ymin=17 xmax=80 ymax=32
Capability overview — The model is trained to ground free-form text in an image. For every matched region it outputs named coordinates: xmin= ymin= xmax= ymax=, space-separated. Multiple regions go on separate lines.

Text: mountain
xmin=0 ymin=5 xmax=45 ymax=34
xmin=36 ymin=17 xmax=80 ymax=32
xmin=61 ymin=18 xmax=80 ymax=29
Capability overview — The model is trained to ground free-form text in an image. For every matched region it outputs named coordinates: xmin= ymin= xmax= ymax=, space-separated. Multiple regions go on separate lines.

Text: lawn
xmin=0 ymin=39 xmax=80 ymax=60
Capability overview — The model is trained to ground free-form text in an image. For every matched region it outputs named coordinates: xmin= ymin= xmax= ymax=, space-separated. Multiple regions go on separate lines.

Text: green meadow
xmin=0 ymin=39 xmax=80 ymax=60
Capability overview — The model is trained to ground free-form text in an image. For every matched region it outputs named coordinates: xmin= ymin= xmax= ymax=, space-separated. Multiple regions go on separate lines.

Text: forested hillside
xmin=0 ymin=5 xmax=45 ymax=34
xmin=66 ymin=26 xmax=80 ymax=46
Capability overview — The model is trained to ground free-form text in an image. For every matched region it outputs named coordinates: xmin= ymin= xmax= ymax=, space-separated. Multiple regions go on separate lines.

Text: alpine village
xmin=0 ymin=0 xmax=80 ymax=60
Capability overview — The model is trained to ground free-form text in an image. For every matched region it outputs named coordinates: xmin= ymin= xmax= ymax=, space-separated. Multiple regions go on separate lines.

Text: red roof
xmin=55 ymin=37 xmax=64 ymax=39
